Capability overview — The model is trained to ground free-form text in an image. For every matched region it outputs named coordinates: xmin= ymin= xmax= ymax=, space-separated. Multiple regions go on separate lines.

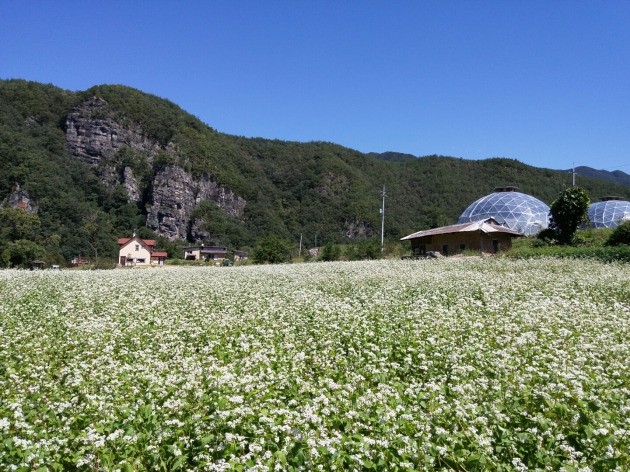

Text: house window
xmin=135 ymin=244 xmax=139 ymax=251
xmin=136 ymin=258 xmax=146 ymax=263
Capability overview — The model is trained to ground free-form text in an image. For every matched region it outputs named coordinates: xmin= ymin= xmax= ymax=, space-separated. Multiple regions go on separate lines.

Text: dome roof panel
xmin=458 ymin=190 xmax=550 ymax=236
xmin=588 ymin=200 xmax=630 ymax=228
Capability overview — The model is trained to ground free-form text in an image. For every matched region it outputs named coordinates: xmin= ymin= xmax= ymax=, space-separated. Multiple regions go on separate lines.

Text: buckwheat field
xmin=1 ymin=258 xmax=629 ymax=471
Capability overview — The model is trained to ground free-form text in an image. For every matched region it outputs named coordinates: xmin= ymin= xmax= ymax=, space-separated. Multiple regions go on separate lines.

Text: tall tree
xmin=548 ymin=187 xmax=590 ymax=244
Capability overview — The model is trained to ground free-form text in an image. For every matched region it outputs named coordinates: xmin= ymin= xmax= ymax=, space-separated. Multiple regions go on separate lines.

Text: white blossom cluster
xmin=0 ymin=258 xmax=628 ymax=470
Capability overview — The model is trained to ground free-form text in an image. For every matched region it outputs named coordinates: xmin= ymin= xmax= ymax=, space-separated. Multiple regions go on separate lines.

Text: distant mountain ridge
xmin=568 ymin=166 xmax=630 ymax=191
xmin=1 ymin=79 xmax=629 ymax=263
xmin=372 ymin=154 xmax=630 ymax=185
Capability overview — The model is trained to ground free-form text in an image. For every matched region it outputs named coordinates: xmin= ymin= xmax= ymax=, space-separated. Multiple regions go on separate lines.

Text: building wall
xmin=119 ymin=242 xmax=152 ymax=265
xmin=409 ymin=231 xmax=514 ymax=255
xmin=184 ymin=248 xmax=202 ymax=260
xmin=184 ymin=247 xmax=227 ymax=261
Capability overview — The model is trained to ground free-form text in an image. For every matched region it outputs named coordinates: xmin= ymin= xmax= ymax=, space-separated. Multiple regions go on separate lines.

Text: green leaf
xmin=200 ymin=434 xmax=214 ymax=445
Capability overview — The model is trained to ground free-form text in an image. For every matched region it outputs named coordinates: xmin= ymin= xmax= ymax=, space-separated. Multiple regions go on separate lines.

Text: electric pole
xmin=380 ymin=185 xmax=386 ymax=252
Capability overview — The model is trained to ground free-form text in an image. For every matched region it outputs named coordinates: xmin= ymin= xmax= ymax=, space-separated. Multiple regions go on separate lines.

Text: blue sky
xmin=1 ymin=1 xmax=629 ymax=172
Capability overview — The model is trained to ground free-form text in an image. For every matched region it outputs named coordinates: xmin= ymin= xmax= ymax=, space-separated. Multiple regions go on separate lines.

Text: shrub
xmin=346 ymin=239 xmax=381 ymax=261
xmin=320 ymin=242 xmax=341 ymax=261
xmin=606 ymin=220 xmax=630 ymax=246
xmin=253 ymin=235 xmax=293 ymax=264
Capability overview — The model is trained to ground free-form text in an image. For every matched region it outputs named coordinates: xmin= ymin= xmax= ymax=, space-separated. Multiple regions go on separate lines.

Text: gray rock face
xmin=121 ymin=167 xmax=141 ymax=203
xmin=2 ymin=185 xmax=38 ymax=214
xmin=64 ymin=96 xmax=165 ymax=165
xmin=63 ymin=96 xmax=247 ymax=241
xmin=146 ymin=165 xmax=246 ymax=241
xmin=343 ymin=218 xmax=373 ymax=239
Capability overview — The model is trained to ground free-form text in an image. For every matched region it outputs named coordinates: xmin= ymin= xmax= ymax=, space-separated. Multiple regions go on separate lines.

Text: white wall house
xmin=118 ymin=236 xmax=168 ymax=266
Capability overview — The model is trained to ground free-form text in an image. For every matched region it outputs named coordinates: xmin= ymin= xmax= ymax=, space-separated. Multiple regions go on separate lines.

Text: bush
xmin=606 ymin=220 xmax=630 ymax=246
xmin=253 ymin=236 xmax=293 ymax=264
xmin=345 ymin=239 xmax=382 ymax=261
xmin=505 ymin=244 xmax=630 ymax=262
xmin=320 ymin=243 xmax=341 ymax=261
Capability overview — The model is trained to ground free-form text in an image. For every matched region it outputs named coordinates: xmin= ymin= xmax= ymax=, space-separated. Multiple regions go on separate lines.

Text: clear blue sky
xmin=2 ymin=1 xmax=629 ymax=172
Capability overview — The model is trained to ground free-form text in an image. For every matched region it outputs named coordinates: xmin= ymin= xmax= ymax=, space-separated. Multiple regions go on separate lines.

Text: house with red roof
xmin=118 ymin=235 xmax=168 ymax=266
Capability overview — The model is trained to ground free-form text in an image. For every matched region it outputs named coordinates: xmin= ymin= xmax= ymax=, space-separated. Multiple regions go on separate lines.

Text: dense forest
xmin=1 ymin=79 xmax=629 ymax=266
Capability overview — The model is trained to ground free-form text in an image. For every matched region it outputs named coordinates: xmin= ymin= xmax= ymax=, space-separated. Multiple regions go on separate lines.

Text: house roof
xmin=183 ymin=246 xmax=228 ymax=254
xmin=118 ymin=237 xmax=156 ymax=246
xmin=151 ymin=251 xmax=168 ymax=258
xmin=400 ymin=218 xmax=523 ymax=241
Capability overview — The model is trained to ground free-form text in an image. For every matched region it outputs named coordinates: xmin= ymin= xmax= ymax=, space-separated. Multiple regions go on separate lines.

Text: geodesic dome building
xmin=587 ymin=197 xmax=630 ymax=228
xmin=458 ymin=187 xmax=550 ymax=236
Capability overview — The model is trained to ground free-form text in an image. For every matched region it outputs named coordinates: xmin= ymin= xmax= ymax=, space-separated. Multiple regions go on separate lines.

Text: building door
xmin=492 ymin=240 xmax=500 ymax=253
xmin=442 ymin=244 xmax=448 ymax=256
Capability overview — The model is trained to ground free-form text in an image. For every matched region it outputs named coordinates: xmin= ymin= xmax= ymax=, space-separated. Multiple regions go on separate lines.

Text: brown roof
xmin=118 ymin=237 xmax=156 ymax=247
xmin=151 ymin=251 xmax=168 ymax=258
xmin=401 ymin=218 xmax=522 ymax=241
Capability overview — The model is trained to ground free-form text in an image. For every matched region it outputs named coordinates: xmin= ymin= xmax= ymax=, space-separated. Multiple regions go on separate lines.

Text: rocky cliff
xmin=64 ymin=96 xmax=247 ymax=242
xmin=146 ymin=165 xmax=246 ymax=240
xmin=1 ymin=184 xmax=38 ymax=214
xmin=64 ymin=96 xmax=167 ymax=165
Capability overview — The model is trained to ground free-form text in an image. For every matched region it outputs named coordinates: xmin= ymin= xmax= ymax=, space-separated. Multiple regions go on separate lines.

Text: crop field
xmin=1 ymin=258 xmax=629 ymax=471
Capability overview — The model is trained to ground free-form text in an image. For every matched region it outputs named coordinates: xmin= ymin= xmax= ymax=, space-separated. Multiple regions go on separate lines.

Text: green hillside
xmin=1 ymin=79 xmax=629 ymax=265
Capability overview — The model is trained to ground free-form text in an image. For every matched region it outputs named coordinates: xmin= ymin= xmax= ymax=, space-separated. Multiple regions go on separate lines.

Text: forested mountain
xmin=566 ymin=166 xmax=630 ymax=189
xmin=1 ymin=79 xmax=629 ymax=265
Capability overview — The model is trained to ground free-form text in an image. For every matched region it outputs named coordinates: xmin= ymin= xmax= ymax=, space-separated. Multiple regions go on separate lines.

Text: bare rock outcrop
xmin=343 ymin=218 xmax=373 ymax=239
xmin=146 ymin=165 xmax=246 ymax=241
xmin=2 ymin=184 xmax=38 ymax=214
xmin=64 ymin=96 xmax=166 ymax=165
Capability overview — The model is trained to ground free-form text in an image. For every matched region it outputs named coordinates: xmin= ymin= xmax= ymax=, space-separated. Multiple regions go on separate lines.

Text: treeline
xmin=1 ymin=79 xmax=629 ymax=267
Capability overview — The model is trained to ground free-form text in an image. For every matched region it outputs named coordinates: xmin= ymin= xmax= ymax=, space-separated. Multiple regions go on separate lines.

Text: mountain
xmin=566 ymin=166 xmax=630 ymax=190
xmin=1 ymin=79 xmax=629 ymax=264
xmin=368 ymin=151 xmax=418 ymax=163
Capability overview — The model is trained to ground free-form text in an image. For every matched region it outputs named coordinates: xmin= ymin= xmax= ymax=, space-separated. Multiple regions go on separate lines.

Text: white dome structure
xmin=458 ymin=187 xmax=550 ymax=236
xmin=588 ymin=197 xmax=630 ymax=228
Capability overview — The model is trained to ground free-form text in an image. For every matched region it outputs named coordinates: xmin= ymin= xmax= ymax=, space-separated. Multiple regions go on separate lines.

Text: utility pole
xmin=380 ymin=185 xmax=386 ymax=252
xmin=298 ymin=233 xmax=302 ymax=257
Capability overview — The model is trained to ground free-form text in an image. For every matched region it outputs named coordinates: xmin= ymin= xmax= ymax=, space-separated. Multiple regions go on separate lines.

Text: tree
xmin=253 ymin=235 xmax=293 ymax=264
xmin=1 ymin=239 xmax=45 ymax=267
xmin=0 ymin=207 xmax=41 ymax=241
xmin=547 ymin=187 xmax=590 ymax=245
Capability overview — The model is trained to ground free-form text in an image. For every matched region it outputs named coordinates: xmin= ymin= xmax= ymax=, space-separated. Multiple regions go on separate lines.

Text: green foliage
xmin=253 ymin=236 xmax=293 ymax=264
xmin=320 ymin=242 xmax=341 ymax=261
xmin=507 ymin=235 xmax=630 ymax=262
xmin=192 ymin=200 xmax=249 ymax=248
xmin=1 ymin=239 xmax=46 ymax=267
xmin=548 ymin=187 xmax=591 ymax=245
xmin=0 ymin=208 xmax=41 ymax=241
xmin=345 ymin=238 xmax=382 ymax=260
xmin=572 ymin=227 xmax=614 ymax=247
xmin=606 ymin=220 xmax=630 ymax=246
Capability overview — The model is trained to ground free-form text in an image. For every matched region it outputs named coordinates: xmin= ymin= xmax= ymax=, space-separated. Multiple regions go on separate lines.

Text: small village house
xmin=118 ymin=235 xmax=168 ymax=266
xmin=183 ymin=245 xmax=229 ymax=262
xmin=401 ymin=218 xmax=522 ymax=256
